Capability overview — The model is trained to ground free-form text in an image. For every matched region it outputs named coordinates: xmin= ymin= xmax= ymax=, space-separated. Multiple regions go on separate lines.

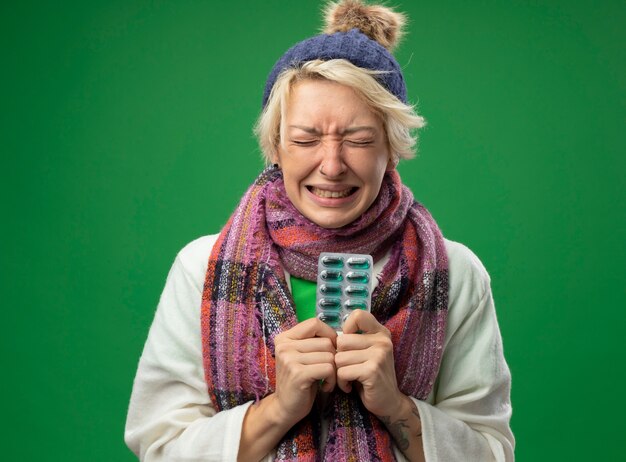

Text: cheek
xmin=281 ymin=164 xmax=308 ymax=202
xmin=282 ymin=156 xmax=316 ymax=185
xmin=363 ymin=159 xmax=389 ymax=189
xmin=282 ymin=173 xmax=299 ymax=197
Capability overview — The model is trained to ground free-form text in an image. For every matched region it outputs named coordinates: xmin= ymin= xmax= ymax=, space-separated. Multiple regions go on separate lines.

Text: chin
xmin=309 ymin=213 xmax=354 ymax=229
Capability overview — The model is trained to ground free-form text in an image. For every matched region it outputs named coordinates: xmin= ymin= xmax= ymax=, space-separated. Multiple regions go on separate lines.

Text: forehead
xmin=285 ymin=79 xmax=380 ymax=127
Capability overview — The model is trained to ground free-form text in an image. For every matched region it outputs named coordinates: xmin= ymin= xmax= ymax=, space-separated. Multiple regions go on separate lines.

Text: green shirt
xmin=290 ymin=276 xmax=317 ymax=322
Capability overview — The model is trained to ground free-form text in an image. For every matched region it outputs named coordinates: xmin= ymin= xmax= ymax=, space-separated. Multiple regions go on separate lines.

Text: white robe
xmin=125 ymin=234 xmax=515 ymax=461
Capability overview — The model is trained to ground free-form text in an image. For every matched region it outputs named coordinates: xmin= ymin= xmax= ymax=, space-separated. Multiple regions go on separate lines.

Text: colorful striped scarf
xmin=201 ymin=165 xmax=448 ymax=461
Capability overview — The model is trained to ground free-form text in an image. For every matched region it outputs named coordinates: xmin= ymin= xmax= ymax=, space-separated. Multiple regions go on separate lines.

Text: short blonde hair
xmin=254 ymin=59 xmax=425 ymax=164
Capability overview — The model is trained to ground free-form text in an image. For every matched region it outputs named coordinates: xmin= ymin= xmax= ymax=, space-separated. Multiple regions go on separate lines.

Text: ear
xmin=271 ymin=149 xmax=281 ymax=167
xmin=271 ymin=139 xmax=285 ymax=166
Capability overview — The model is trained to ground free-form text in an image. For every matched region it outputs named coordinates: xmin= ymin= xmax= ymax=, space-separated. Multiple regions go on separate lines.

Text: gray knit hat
xmin=262 ymin=1 xmax=407 ymax=107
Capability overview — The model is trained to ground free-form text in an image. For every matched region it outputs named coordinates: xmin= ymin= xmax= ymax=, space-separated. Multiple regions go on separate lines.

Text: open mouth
xmin=307 ymin=186 xmax=358 ymax=199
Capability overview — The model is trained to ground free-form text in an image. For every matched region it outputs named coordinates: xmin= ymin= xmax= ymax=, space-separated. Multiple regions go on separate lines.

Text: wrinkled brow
xmin=288 ymin=125 xmax=377 ymax=136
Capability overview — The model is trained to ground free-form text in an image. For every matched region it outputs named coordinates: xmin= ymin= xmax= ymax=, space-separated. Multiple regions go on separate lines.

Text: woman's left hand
xmin=335 ymin=309 xmax=404 ymax=417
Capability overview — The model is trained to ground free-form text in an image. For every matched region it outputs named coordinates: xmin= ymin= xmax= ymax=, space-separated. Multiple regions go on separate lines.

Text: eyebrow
xmin=288 ymin=125 xmax=377 ymax=135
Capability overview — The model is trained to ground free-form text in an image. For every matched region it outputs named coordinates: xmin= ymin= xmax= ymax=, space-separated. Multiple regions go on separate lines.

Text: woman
xmin=125 ymin=1 xmax=514 ymax=461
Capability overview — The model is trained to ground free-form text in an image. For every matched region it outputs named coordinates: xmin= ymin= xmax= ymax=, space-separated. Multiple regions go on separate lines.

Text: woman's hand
xmin=273 ymin=318 xmax=338 ymax=426
xmin=239 ymin=319 xmax=337 ymax=461
xmin=335 ymin=309 xmax=403 ymax=417
xmin=335 ymin=310 xmax=425 ymax=461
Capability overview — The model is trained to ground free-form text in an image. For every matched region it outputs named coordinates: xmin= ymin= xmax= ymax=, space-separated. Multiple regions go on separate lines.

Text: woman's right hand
xmin=272 ymin=318 xmax=338 ymax=425
xmin=238 ymin=319 xmax=337 ymax=461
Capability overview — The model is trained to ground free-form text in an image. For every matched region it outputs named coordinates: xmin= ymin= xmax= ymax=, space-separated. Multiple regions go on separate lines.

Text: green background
xmin=3 ymin=0 xmax=624 ymax=460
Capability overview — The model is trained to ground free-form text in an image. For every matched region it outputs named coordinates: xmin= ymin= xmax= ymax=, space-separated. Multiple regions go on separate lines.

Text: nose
xmin=319 ymin=140 xmax=346 ymax=177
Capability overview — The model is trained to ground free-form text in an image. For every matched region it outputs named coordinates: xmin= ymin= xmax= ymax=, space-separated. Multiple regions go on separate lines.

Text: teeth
xmin=311 ymin=187 xmax=353 ymax=198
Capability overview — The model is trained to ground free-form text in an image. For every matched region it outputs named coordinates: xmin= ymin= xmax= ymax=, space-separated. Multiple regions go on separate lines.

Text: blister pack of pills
xmin=315 ymin=252 xmax=373 ymax=332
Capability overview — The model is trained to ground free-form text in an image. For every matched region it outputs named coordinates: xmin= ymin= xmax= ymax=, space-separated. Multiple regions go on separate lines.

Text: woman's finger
xmin=337 ymin=363 xmax=367 ymax=384
xmin=336 ymin=332 xmax=374 ymax=352
xmin=334 ymin=348 xmax=370 ymax=368
xmin=342 ymin=309 xmax=388 ymax=335
xmin=290 ymin=336 xmax=337 ymax=353
xmin=336 ymin=361 xmax=368 ymax=393
xmin=295 ymin=351 xmax=335 ymax=366
xmin=335 ymin=350 xmax=379 ymax=393
xmin=284 ymin=317 xmax=338 ymax=342
xmin=320 ymin=372 xmax=336 ymax=393
xmin=298 ymin=362 xmax=335 ymax=384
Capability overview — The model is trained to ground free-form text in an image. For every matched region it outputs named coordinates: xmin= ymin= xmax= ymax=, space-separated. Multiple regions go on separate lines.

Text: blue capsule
xmin=320 ymin=284 xmax=342 ymax=296
xmin=321 ymin=255 xmax=344 ymax=268
xmin=344 ymin=299 xmax=368 ymax=310
xmin=318 ymin=311 xmax=341 ymax=327
xmin=346 ymin=271 xmax=369 ymax=284
xmin=319 ymin=298 xmax=341 ymax=309
xmin=347 ymin=257 xmax=370 ymax=269
xmin=344 ymin=285 xmax=368 ymax=298
xmin=320 ymin=270 xmax=343 ymax=282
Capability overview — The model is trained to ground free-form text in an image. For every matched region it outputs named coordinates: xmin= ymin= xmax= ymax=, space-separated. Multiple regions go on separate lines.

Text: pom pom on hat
xmin=323 ymin=0 xmax=406 ymax=51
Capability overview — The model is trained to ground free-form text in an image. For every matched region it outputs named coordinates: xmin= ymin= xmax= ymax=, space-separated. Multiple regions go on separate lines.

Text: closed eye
xmin=291 ymin=140 xmax=318 ymax=146
xmin=346 ymin=139 xmax=374 ymax=146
